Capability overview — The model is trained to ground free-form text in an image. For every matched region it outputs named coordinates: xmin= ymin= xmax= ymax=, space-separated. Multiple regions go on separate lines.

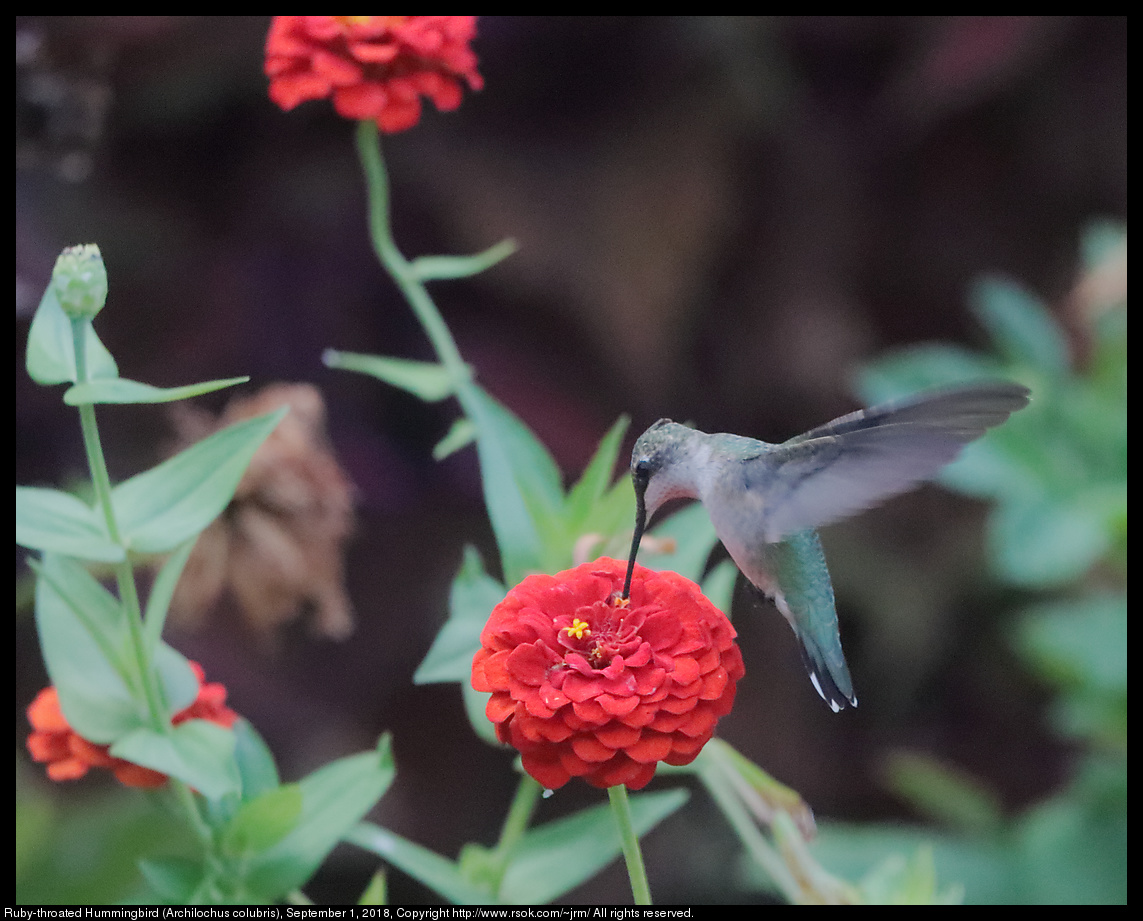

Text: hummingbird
xmin=621 ymin=382 xmax=1030 ymax=712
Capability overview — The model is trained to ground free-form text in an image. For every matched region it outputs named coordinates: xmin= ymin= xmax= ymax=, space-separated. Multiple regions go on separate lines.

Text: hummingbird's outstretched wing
xmin=746 ymin=383 xmax=1030 ymax=543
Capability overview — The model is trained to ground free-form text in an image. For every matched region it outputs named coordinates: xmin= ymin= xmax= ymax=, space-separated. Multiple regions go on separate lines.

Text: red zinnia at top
xmin=26 ymin=661 xmax=239 ymax=789
xmin=472 ymin=558 xmax=745 ymax=791
xmin=265 ymin=16 xmax=484 ymax=133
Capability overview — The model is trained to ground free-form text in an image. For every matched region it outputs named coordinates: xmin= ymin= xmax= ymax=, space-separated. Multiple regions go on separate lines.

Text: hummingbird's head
xmin=630 ymin=418 xmax=703 ymax=520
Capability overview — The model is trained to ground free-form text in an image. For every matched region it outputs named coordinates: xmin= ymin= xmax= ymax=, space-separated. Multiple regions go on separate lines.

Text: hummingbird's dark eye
xmin=634 ymin=459 xmax=653 ymax=481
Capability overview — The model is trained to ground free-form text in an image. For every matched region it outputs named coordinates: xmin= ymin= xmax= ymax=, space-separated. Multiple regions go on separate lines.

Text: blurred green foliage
xmin=813 ymin=222 xmax=1127 ymax=904
xmin=17 ymin=247 xmax=396 ymax=905
xmin=17 ymin=206 xmax=1123 ymax=906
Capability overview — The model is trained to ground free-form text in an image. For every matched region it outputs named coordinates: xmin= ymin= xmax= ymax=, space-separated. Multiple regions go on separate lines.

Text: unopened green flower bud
xmin=51 ymin=244 xmax=108 ymax=321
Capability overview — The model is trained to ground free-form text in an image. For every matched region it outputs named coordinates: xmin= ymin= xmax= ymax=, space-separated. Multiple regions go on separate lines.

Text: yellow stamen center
xmin=563 ymin=618 xmax=592 ymax=640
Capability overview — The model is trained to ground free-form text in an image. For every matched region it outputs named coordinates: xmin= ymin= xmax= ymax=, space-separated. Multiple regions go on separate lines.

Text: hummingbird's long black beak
xmin=622 ymin=485 xmax=648 ymax=600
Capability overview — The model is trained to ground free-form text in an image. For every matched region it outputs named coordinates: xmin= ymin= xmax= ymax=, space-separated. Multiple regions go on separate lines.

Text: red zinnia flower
xmin=26 ymin=662 xmax=239 ymax=789
xmin=472 ymin=558 xmax=745 ymax=791
xmin=265 ymin=16 xmax=484 ymax=133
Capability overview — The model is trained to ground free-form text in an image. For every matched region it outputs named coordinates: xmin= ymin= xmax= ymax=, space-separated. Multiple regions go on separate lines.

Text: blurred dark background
xmin=16 ymin=16 xmax=1126 ymax=904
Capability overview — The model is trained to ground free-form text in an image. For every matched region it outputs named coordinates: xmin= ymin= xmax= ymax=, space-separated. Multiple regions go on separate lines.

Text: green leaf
xmin=464 ymin=386 xmax=566 ymax=583
xmin=1079 ymin=220 xmax=1126 ymax=272
xmin=969 ymin=277 xmax=1069 ymax=378
xmin=857 ymin=845 xmax=963 ymax=905
xmin=564 ymin=415 xmax=629 ymax=527
xmin=154 ymin=642 xmax=199 ymax=716
xmin=463 ymin=682 xmax=500 ymax=746
xmin=347 ymin=822 xmax=492 ymax=904
xmin=1014 ymin=594 xmax=1127 ymax=696
xmin=112 ymin=407 xmax=287 ymax=553
xmin=244 ymin=734 xmax=396 ymax=900
xmin=222 ymin=784 xmax=304 ymax=858
xmin=16 ymin=486 xmax=124 ymax=562
xmin=1010 ymin=768 xmax=1127 ymax=904
xmin=1016 ymin=593 xmax=1127 ymax=746
xmin=31 ymin=554 xmax=140 ymax=743
xmin=414 ymin=618 xmax=487 ymax=685
xmin=408 ymin=238 xmax=517 ymax=281
xmin=856 ymin=345 xmax=1003 ymax=404
xmin=882 ymin=751 xmax=1003 ymax=836
xmin=357 ymin=871 xmax=388 ymax=906
xmin=433 ymin=416 xmax=478 ymax=460
xmin=143 ymin=538 xmax=197 ymax=653
xmin=413 ymin=547 xmax=506 ymax=744
xmin=499 ymin=788 xmax=690 ymax=904
xmin=988 ymin=494 xmax=1109 ymax=587
xmin=810 ymin=823 xmax=1008 ymax=905
xmin=935 ymin=428 xmax=1040 ymax=501
xmin=324 ymin=350 xmax=460 ymax=402
xmin=573 ymin=476 xmax=638 ymax=565
xmin=63 ymin=376 xmax=249 ymax=406
xmin=110 ymin=720 xmax=239 ymax=801
xmin=415 ymin=546 xmax=505 ymax=685
xmin=232 ymin=718 xmax=281 ymax=802
xmin=137 ymin=857 xmax=204 ymax=904
xmin=26 ymin=283 xmax=118 ymax=385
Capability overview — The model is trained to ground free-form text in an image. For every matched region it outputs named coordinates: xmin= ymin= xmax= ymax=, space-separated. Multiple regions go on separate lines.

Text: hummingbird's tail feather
xmin=751 ymin=531 xmax=857 ymax=712
xmin=795 ymin=628 xmax=857 ymax=713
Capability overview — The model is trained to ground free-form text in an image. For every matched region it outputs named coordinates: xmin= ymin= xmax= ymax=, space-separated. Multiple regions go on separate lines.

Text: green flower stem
xmin=489 ymin=774 xmax=542 ymax=893
xmin=355 ymin=121 xmax=477 ymax=411
xmin=70 ymin=317 xmax=166 ymax=730
xmin=71 ymin=319 xmax=121 ymax=543
xmin=608 ymin=784 xmax=652 ymax=905
xmin=172 ymin=778 xmax=214 ymax=847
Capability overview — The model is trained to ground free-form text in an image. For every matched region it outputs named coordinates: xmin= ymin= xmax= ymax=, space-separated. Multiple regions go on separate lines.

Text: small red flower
xmin=26 ymin=662 xmax=238 ymax=789
xmin=472 ymin=558 xmax=745 ymax=791
xmin=265 ymin=16 xmax=484 ymax=133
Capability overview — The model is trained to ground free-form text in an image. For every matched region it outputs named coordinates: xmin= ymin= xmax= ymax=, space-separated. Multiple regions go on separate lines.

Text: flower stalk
xmin=355 ymin=120 xmax=476 ymax=409
xmin=609 ymin=785 xmax=652 ymax=905
xmin=69 ymin=313 xmax=167 ymax=730
xmin=486 ymin=774 xmax=543 ymax=895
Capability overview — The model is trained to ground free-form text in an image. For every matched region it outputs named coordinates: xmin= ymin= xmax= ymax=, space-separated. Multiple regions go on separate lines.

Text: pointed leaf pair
xmin=32 ymin=554 xmax=199 ymax=743
xmin=26 ymin=284 xmax=117 ymax=386
xmin=17 ymin=408 xmax=286 ymax=560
